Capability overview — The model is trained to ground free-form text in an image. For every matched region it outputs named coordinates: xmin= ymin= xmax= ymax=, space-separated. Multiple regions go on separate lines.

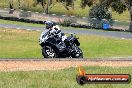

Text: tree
xmin=56 ymin=0 xmax=75 ymax=10
xmin=88 ymin=4 xmax=113 ymax=28
xmin=89 ymin=4 xmax=112 ymax=20
xmin=34 ymin=0 xmax=74 ymax=15
xmin=34 ymin=0 xmax=54 ymax=14
xmin=81 ymin=0 xmax=132 ymax=32
xmin=56 ymin=0 xmax=75 ymax=16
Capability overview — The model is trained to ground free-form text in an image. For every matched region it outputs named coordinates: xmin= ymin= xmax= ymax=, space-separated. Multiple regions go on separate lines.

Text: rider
xmin=44 ymin=21 xmax=75 ymax=55
xmin=45 ymin=21 xmax=67 ymax=41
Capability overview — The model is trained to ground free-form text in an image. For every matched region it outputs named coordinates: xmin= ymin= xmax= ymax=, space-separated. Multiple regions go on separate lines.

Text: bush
xmin=60 ymin=18 xmax=77 ymax=26
xmin=19 ymin=11 xmax=32 ymax=17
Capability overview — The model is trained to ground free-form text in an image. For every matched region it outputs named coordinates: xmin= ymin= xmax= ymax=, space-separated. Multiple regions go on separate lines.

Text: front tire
xmin=71 ymin=45 xmax=83 ymax=58
xmin=77 ymin=47 xmax=83 ymax=58
xmin=75 ymin=47 xmax=83 ymax=58
xmin=42 ymin=46 xmax=57 ymax=58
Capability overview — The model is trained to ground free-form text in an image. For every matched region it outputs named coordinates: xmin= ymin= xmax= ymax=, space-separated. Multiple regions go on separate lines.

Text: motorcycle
xmin=39 ymin=30 xmax=83 ymax=58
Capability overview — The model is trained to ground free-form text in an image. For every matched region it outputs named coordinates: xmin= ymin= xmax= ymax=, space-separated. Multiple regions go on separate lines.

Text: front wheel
xmin=42 ymin=46 xmax=57 ymax=58
xmin=71 ymin=45 xmax=83 ymax=58
xmin=75 ymin=47 xmax=83 ymax=58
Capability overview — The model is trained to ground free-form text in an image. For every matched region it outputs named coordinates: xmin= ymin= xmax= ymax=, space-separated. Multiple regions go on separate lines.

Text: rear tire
xmin=42 ymin=46 xmax=57 ymax=58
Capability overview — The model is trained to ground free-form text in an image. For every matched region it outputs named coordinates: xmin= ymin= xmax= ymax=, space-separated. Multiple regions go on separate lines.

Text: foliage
xmin=81 ymin=0 xmax=94 ymax=8
xmin=56 ymin=0 xmax=75 ymax=10
xmin=89 ymin=4 xmax=112 ymax=20
xmin=81 ymin=0 xmax=132 ymax=31
xmin=0 ymin=0 xmax=130 ymax=20
xmin=60 ymin=18 xmax=77 ymax=26
xmin=81 ymin=0 xmax=129 ymax=14
xmin=33 ymin=0 xmax=56 ymax=14
xmin=84 ymin=0 xmax=129 ymax=15
xmin=19 ymin=0 xmax=35 ymax=11
xmin=19 ymin=11 xmax=32 ymax=17
xmin=88 ymin=4 xmax=113 ymax=28
xmin=110 ymin=0 xmax=127 ymax=14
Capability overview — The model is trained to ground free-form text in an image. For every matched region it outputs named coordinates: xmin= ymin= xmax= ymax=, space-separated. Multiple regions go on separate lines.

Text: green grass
xmin=113 ymin=21 xmax=129 ymax=26
xmin=80 ymin=35 xmax=132 ymax=58
xmin=0 ymin=19 xmax=44 ymax=27
xmin=0 ymin=66 xmax=131 ymax=88
xmin=0 ymin=28 xmax=42 ymax=58
xmin=0 ymin=28 xmax=132 ymax=58
xmin=112 ymin=10 xmax=130 ymax=21
xmin=0 ymin=0 xmax=8 ymax=8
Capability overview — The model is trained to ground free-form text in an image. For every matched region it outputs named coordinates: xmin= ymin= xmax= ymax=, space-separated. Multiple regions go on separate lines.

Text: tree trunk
xmin=45 ymin=4 xmax=49 ymax=14
xmin=129 ymin=0 xmax=132 ymax=32
xmin=18 ymin=0 xmax=20 ymax=9
xmin=129 ymin=12 xmax=132 ymax=32
xmin=9 ymin=0 xmax=13 ymax=9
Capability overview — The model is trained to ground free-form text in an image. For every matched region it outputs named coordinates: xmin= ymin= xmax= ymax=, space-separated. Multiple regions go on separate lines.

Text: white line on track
xmin=16 ymin=28 xmax=20 ymax=29
xmin=36 ymin=30 xmax=41 ymax=31
xmin=26 ymin=29 xmax=31 ymax=31
xmin=5 ymin=27 xmax=9 ymax=29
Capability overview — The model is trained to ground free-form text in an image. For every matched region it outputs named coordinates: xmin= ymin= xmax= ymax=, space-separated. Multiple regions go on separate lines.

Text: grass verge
xmin=0 ymin=66 xmax=131 ymax=88
xmin=0 ymin=19 xmax=44 ymax=27
xmin=0 ymin=28 xmax=132 ymax=58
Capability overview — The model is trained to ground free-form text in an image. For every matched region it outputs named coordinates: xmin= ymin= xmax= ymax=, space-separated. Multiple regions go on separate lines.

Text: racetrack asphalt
xmin=0 ymin=23 xmax=132 ymax=39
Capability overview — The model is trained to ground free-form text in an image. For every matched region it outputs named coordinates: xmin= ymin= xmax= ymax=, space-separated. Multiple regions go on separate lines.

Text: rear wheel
xmin=42 ymin=46 xmax=57 ymax=58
